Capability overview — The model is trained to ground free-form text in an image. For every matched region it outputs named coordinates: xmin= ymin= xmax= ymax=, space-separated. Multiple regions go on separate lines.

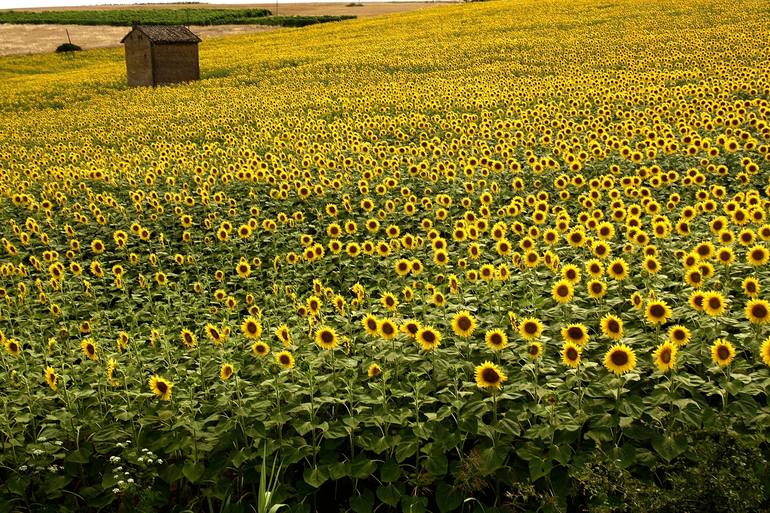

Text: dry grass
xmin=0 ymin=2 xmax=448 ymax=57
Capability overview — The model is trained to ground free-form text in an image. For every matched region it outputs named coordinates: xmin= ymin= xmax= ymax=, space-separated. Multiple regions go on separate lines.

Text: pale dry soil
xmin=0 ymin=2 xmax=449 ymax=56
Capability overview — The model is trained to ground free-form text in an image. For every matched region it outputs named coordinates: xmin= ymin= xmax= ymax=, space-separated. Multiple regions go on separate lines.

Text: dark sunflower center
xmin=747 ymin=283 xmax=757 ymax=293
xmin=320 ymin=331 xmax=334 ymax=344
xmin=694 ymin=295 xmax=704 ymax=307
xmin=592 ymin=283 xmax=603 ymax=293
xmin=612 ymin=264 xmax=623 ymax=274
xmin=673 ymin=329 xmax=685 ymax=340
xmin=567 ymin=327 xmax=584 ymax=340
xmin=490 ymin=334 xmax=503 ymax=345
xmin=708 ymin=298 xmax=721 ymax=309
xmin=557 ymin=285 xmax=569 ymax=297
xmin=279 ymin=355 xmax=290 ymax=365
xmin=256 ymin=344 xmax=266 ymax=353
xmin=528 ymin=344 xmax=539 ymax=355
xmin=650 ymin=304 xmax=665 ymax=317
xmin=717 ymin=346 xmax=730 ymax=360
xmin=752 ymin=250 xmax=764 ymax=260
xmin=524 ymin=322 xmax=538 ymax=334
xmin=422 ymin=331 xmax=436 ymax=343
xmin=566 ymin=270 xmax=576 ymax=279
xmin=481 ymin=367 xmax=500 ymax=384
xmin=156 ymin=382 xmax=167 ymax=394
xmin=382 ymin=324 xmax=394 ymax=335
xmin=10 ymin=342 xmax=18 ymax=352
xmin=247 ymin=323 xmax=257 ymax=334
xmin=610 ymin=350 xmax=629 ymax=366
xmin=368 ymin=319 xmax=377 ymax=330
xmin=458 ymin=317 xmax=472 ymax=331
xmin=608 ymin=320 xmax=620 ymax=332
xmin=370 ymin=366 xmax=380 ymax=375
xmin=752 ymin=304 xmax=768 ymax=318
xmin=566 ymin=347 xmax=579 ymax=360
xmin=660 ymin=347 xmax=672 ymax=364
xmin=406 ymin=324 xmax=418 ymax=334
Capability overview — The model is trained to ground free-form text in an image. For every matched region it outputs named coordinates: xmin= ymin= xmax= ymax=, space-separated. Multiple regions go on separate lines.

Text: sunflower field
xmin=1 ymin=0 xmax=770 ymax=511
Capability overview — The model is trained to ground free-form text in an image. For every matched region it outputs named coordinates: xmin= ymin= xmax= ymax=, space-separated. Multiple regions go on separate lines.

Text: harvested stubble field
xmin=0 ymin=0 xmax=769 ymax=512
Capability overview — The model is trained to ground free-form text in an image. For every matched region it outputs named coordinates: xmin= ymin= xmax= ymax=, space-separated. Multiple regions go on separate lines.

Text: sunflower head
xmin=401 ymin=319 xmax=421 ymax=338
xmin=653 ymin=341 xmax=677 ymax=373
xmin=604 ymin=344 xmax=637 ymax=375
xmin=251 ymin=341 xmax=270 ymax=357
xmin=551 ymin=279 xmax=574 ymax=304
xmin=451 ymin=310 xmax=477 ymax=338
xmin=702 ymin=291 xmax=727 ymax=317
xmin=416 ymin=326 xmax=441 ymax=351
xmin=44 ymin=366 xmax=57 ymax=391
xmin=149 ymin=375 xmax=173 ymax=401
xmin=562 ymin=342 xmax=582 ymax=368
xmin=241 ymin=317 xmax=263 ymax=340
xmin=746 ymin=299 xmax=770 ymax=324
xmin=527 ymin=342 xmax=544 ymax=360
xmin=315 ymin=326 xmax=339 ymax=350
xmin=220 ymin=363 xmax=235 ymax=381
xmin=518 ymin=317 xmax=543 ymax=341
xmin=645 ymin=300 xmax=672 ymax=325
xmin=760 ymin=337 xmax=770 ymax=368
xmin=276 ymin=351 xmax=295 ymax=369
xmin=668 ymin=325 xmax=691 ymax=346
xmin=711 ymin=338 xmax=735 ymax=367
xmin=484 ymin=329 xmax=508 ymax=352
xmin=475 ymin=361 xmax=507 ymax=389
xmin=362 ymin=314 xmax=380 ymax=336
xmin=600 ymin=314 xmax=624 ymax=340
xmin=367 ymin=363 xmax=382 ymax=378
xmin=561 ymin=323 xmax=589 ymax=346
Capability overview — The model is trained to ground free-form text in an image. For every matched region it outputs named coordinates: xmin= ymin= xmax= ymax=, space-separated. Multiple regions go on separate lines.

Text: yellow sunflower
xmin=180 ymin=328 xmax=198 ymax=349
xmin=551 ymin=279 xmax=574 ymax=304
xmin=600 ymin=314 xmax=624 ymax=341
xmin=653 ymin=341 xmax=677 ymax=373
xmin=400 ymin=319 xmax=421 ymax=338
xmin=606 ymin=258 xmax=629 ymax=281
xmin=276 ymin=351 xmax=295 ymax=369
xmin=518 ymin=317 xmax=544 ymax=341
xmin=668 ymin=325 xmax=691 ymax=346
xmin=451 ymin=310 xmax=477 ymax=338
xmin=702 ymin=291 xmax=727 ymax=317
xmin=604 ymin=344 xmax=637 ymax=375
xmin=362 ymin=314 xmax=380 ymax=336
xmin=149 ymin=375 xmax=173 ymax=401
xmin=527 ymin=342 xmax=544 ymax=360
xmin=241 ymin=316 xmax=263 ymax=340
xmin=742 ymin=277 xmax=760 ymax=298
xmin=474 ymin=361 xmax=507 ymax=389
xmin=586 ymin=280 xmax=607 ymax=299
xmin=645 ymin=300 xmax=672 ymax=325
xmin=416 ymin=326 xmax=441 ymax=351
xmin=44 ymin=366 xmax=57 ymax=391
xmin=711 ymin=339 xmax=735 ymax=367
xmin=367 ymin=363 xmax=382 ymax=378
xmin=745 ymin=299 xmax=770 ymax=324
xmin=251 ymin=341 xmax=270 ymax=357
xmin=760 ymin=337 xmax=770 ymax=367
xmin=220 ymin=363 xmax=235 ymax=381
xmin=561 ymin=342 xmax=582 ymax=368
xmin=315 ymin=326 xmax=339 ymax=350
xmin=484 ymin=329 xmax=508 ymax=352
xmin=746 ymin=245 xmax=769 ymax=267
xmin=80 ymin=338 xmax=97 ymax=360
xmin=378 ymin=318 xmax=399 ymax=340
xmin=561 ymin=323 xmax=589 ymax=346
xmin=4 ymin=338 xmax=21 ymax=357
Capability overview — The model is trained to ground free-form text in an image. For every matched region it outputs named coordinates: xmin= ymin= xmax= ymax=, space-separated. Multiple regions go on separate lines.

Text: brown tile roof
xmin=121 ymin=25 xmax=201 ymax=45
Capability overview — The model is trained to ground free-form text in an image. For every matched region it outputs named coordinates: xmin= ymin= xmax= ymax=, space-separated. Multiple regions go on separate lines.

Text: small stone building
xmin=121 ymin=23 xmax=201 ymax=87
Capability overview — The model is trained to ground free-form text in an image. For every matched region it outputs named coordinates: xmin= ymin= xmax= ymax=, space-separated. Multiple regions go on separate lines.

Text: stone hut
xmin=121 ymin=23 xmax=201 ymax=87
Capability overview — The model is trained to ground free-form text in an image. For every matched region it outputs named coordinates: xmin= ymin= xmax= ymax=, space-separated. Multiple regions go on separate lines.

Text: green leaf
xmin=377 ymin=484 xmax=401 ymax=506
xmin=529 ymin=458 xmax=552 ymax=482
xmin=424 ymin=450 xmax=448 ymax=477
xmin=395 ymin=440 xmax=418 ymax=462
xmin=651 ymin=433 xmax=687 ymax=462
xmin=303 ymin=467 xmax=328 ymax=488
xmin=380 ymin=459 xmax=402 ymax=482
xmin=65 ymin=446 xmax=91 ymax=464
xmin=350 ymin=491 xmax=375 ymax=513
xmin=401 ymin=495 xmax=428 ymax=513
xmin=350 ymin=455 xmax=376 ymax=478
xmin=436 ymin=482 xmax=462 ymax=512
xmin=183 ymin=462 xmax=205 ymax=483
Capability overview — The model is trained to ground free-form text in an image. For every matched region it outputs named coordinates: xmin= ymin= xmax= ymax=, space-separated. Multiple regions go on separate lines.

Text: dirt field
xmin=0 ymin=3 xmax=447 ymax=56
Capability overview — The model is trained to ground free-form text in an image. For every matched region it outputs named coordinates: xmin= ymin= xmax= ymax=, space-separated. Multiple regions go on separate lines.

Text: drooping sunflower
xmin=645 ymin=300 xmax=672 ymax=325
xmin=44 ymin=366 xmax=57 ymax=391
xmin=760 ymin=337 xmax=770 ymax=367
xmin=527 ymin=341 xmax=544 ymax=360
xmin=604 ymin=344 xmax=637 ymax=375
xmin=561 ymin=323 xmax=589 ymax=346
xmin=275 ymin=351 xmax=295 ymax=369
xmin=653 ymin=341 xmax=677 ymax=373
xmin=315 ymin=326 xmax=339 ymax=350
xmin=362 ymin=314 xmax=380 ymax=336
xmin=600 ymin=314 xmax=624 ymax=341
xmin=711 ymin=338 xmax=736 ymax=367
xmin=241 ymin=316 xmax=262 ymax=340
xmin=551 ymin=279 xmax=574 ymax=304
xmin=451 ymin=310 xmax=477 ymax=338
xmin=745 ymin=299 xmax=770 ymax=324
xmin=367 ymin=363 xmax=382 ymax=378
xmin=80 ymin=338 xmax=97 ymax=360
xmin=702 ymin=291 xmax=727 ymax=317
xmin=416 ymin=326 xmax=442 ymax=351
xmin=220 ymin=363 xmax=235 ymax=381
xmin=378 ymin=318 xmax=399 ymax=340
xmin=474 ymin=361 xmax=507 ymax=389
xmin=251 ymin=341 xmax=270 ymax=357
xmin=561 ymin=342 xmax=582 ymax=368
xmin=668 ymin=325 xmax=691 ymax=346
xmin=518 ymin=317 xmax=544 ymax=341
xmin=484 ymin=329 xmax=508 ymax=351
xmin=149 ymin=375 xmax=173 ymax=401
